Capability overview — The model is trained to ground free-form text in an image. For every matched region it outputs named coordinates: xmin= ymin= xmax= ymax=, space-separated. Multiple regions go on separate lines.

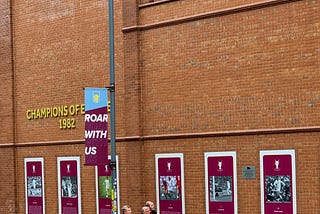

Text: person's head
xmin=141 ymin=206 xmax=151 ymax=214
xmin=145 ymin=201 xmax=155 ymax=209
xmin=122 ymin=205 xmax=132 ymax=214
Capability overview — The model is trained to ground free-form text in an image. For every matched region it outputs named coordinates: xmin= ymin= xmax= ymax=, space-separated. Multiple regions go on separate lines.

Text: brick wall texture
xmin=0 ymin=0 xmax=319 ymax=213
xmin=0 ymin=0 xmax=16 ymax=213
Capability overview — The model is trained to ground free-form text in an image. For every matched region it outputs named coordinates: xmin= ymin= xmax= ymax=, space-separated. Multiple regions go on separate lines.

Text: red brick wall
xmin=0 ymin=0 xmax=14 ymax=144
xmin=0 ymin=148 xmax=16 ymax=213
xmin=125 ymin=0 xmax=320 ymax=213
xmin=0 ymin=0 xmax=16 ymax=212
xmin=138 ymin=0 xmax=320 ymax=135
xmin=139 ymin=0 xmax=282 ymax=25
xmin=141 ymin=133 xmax=320 ymax=213
xmin=1 ymin=0 xmax=319 ymax=213
xmin=13 ymin=1 xmax=109 ymax=143
xmin=8 ymin=0 xmax=125 ymax=212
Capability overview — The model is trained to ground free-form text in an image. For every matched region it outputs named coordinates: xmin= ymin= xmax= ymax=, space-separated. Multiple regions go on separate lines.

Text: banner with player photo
xmin=95 ymin=156 xmax=120 ymax=214
xmin=24 ymin=158 xmax=45 ymax=214
xmin=156 ymin=153 xmax=185 ymax=214
xmin=204 ymin=152 xmax=238 ymax=214
xmin=260 ymin=150 xmax=296 ymax=214
xmin=57 ymin=157 xmax=82 ymax=214
xmin=84 ymin=88 xmax=109 ymax=166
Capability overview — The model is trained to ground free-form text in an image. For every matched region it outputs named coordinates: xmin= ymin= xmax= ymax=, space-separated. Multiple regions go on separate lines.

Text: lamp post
xmin=108 ymin=0 xmax=117 ymax=213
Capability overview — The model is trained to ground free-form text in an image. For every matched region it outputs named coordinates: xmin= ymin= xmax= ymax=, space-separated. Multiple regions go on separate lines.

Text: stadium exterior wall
xmin=0 ymin=0 xmax=319 ymax=213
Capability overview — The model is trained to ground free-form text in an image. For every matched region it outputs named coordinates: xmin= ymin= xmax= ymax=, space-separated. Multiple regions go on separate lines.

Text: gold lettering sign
xmin=26 ymin=104 xmax=85 ymax=129
xmin=26 ymin=103 xmax=110 ymax=129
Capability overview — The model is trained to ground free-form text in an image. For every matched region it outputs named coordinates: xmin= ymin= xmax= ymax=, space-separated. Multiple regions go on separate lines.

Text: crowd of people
xmin=122 ymin=200 xmax=157 ymax=214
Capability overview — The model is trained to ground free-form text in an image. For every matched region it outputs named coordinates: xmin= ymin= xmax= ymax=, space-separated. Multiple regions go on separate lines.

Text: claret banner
xmin=260 ymin=150 xmax=296 ymax=214
xmin=95 ymin=156 xmax=120 ymax=214
xmin=84 ymin=88 xmax=109 ymax=166
xmin=204 ymin=152 xmax=238 ymax=214
xmin=24 ymin=158 xmax=45 ymax=214
xmin=156 ymin=153 xmax=185 ymax=214
xmin=57 ymin=157 xmax=81 ymax=214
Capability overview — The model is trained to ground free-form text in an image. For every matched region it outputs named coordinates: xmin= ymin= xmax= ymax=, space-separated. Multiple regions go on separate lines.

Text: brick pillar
xmin=122 ymin=1 xmax=142 ymax=137
xmin=120 ymin=1 xmax=145 ymax=212
xmin=0 ymin=0 xmax=17 ymax=212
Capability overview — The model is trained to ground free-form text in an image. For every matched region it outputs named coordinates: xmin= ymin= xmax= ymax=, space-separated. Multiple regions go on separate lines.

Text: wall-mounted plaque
xmin=242 ymin=166 xmax=256 ymax=179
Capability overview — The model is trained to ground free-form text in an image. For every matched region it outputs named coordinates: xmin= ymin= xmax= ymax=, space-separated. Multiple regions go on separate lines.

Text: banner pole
xmin=108 ymin=0 xmax=117 ymax=213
